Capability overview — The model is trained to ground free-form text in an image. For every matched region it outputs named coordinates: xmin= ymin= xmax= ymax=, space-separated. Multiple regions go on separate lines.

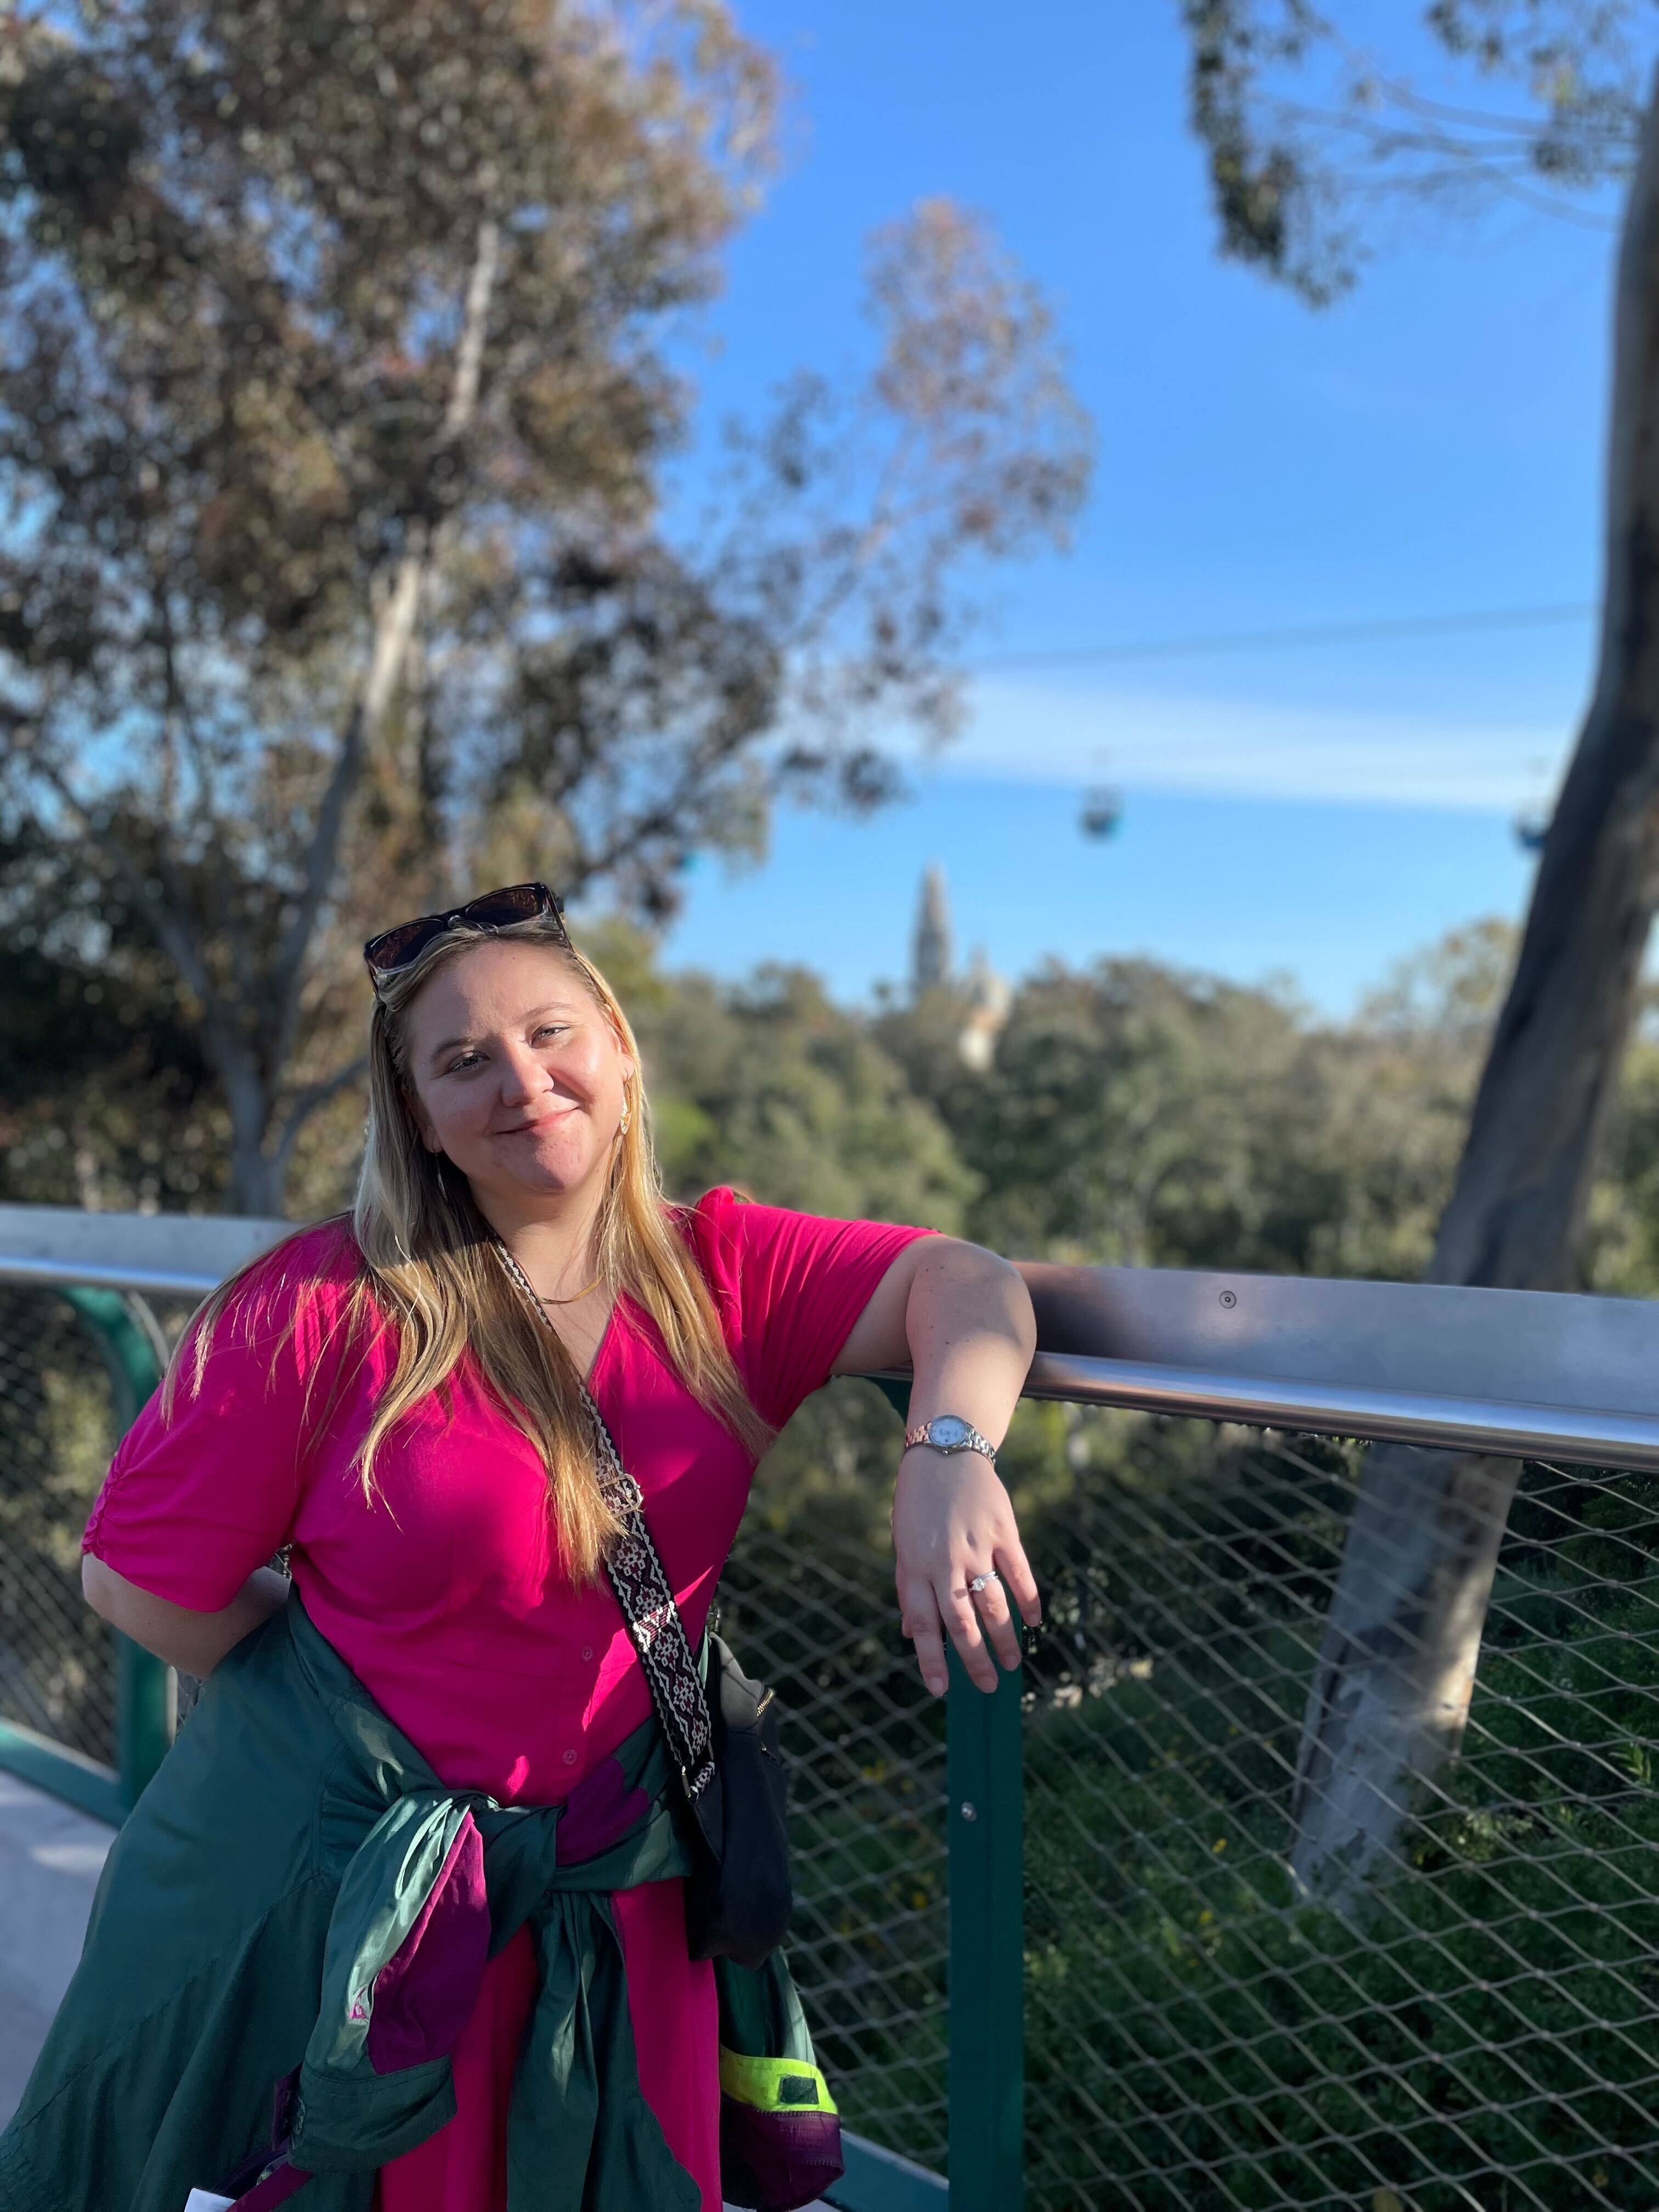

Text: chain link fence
xmin=729 ymin=1399 xmax=1659 ymax=2212
xmin=1013 ymin=1425 xmax=1659 ymax=2212
xmin=6 ymin=1307 xmax=1659 ymax=2209
xmin=723 ymin=1500 xmax=953 ymax=2175
xmin=0 ymin=1285 xmax=125 ymax=1764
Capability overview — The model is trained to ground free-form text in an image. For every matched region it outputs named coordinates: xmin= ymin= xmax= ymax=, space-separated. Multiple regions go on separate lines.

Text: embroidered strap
xmin=494 ymin=1244 xmax=717 ymax=1802
xmin=583 ymin=1390 xmax=718 ymax=1802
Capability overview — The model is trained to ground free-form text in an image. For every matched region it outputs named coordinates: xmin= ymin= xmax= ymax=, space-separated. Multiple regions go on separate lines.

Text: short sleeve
xmin=684 ymin=1188 xmax=936 ymax=1433
xmin=82 ymin=1223 xmax=362 ymax=1612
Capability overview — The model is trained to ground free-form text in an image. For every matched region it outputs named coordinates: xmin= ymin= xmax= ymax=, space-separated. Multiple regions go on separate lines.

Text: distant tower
xmin=959 ymin=947 xmax=1012 ymax=1073
xmin=912 ymin=864 xmax=953 ymax=996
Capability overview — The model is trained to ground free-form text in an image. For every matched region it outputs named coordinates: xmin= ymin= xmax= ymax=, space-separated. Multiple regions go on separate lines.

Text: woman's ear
xmin=605 ymin=1021 xmax=635 ymax=1093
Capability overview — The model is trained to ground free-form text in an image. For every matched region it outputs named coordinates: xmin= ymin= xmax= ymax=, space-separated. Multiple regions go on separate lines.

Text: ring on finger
xmin=967 ymin=1569 xmax=1003 ymax=1598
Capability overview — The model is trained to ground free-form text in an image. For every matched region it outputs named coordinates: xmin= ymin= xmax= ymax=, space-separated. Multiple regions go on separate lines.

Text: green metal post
xmin=946 ymin=1641 xmax=1025 ymax=2212
xmin=57 ymin=1286 xmax=161 ymax=1433
xmin=58 ymin=1286 xmax=173 ymax=1809
xmin=857 ymin=1371 xmax=1025 ymax=2210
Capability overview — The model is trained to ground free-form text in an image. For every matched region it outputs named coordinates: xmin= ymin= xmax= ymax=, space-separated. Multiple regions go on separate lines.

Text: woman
xmin=4 ymin=883 xmax=1040 ymax=2212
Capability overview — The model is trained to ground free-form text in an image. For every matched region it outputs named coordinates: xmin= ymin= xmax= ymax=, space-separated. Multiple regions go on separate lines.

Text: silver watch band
xmin=902 ymin=1415 xmax=997 ymax=1464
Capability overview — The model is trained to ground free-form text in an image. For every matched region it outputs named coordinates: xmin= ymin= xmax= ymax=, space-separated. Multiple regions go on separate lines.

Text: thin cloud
xmin=943 ymin=676 xmax=1570 ymax=813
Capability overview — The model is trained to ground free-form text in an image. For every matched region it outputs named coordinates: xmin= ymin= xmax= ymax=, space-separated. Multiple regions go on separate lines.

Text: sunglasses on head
xmin=363 ymin=882 xmax=569 ymax=980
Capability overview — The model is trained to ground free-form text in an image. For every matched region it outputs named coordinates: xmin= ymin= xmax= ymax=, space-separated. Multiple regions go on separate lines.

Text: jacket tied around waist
xmin=0 ymin=1593 xmax=839 ymax=2212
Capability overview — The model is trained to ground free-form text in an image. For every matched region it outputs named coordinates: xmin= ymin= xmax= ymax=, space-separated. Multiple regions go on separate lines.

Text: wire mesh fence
xmin=1019 ymin=1419 xmax=1362 ymax=2212
xmin=1013 ymin=1425 xmax=1659 ymax=2212
xmin=730 ymin=1400 xmax=1659 ymax=2212
xmin=722 ymin=1505 xmax=953 ymax=2174
xmin=0 ymin=1285 xmax=125 ymax=1764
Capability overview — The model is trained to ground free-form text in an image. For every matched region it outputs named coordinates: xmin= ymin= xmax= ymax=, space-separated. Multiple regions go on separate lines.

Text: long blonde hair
xmin=171 ymin=913 xmax=770 ymax=1579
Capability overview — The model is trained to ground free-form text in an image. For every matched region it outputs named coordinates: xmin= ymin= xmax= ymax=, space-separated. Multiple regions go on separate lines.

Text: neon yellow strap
xmin=718 ymin=2047 xmax=839 ymax=2116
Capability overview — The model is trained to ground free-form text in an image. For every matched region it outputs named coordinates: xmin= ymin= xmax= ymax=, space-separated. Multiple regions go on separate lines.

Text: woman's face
xmin=400 ymin=940 xmax=634 ymax=1211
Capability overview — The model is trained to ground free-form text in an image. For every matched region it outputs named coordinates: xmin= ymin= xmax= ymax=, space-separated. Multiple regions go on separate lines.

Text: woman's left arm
xmin=836 ymin=1237 xmax=1040 ymax=1699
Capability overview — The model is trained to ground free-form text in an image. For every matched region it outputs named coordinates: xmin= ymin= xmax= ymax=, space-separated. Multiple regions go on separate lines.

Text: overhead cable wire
xmin=969 ymin=601 xmax=1596 ymax=673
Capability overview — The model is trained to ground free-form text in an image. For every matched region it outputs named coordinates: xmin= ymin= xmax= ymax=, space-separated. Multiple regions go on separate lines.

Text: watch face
xmin=929 ymin=1415 xmax=973 ymax=1449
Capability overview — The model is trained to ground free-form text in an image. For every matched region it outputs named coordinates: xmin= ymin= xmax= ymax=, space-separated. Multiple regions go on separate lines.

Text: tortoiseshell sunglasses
xmin=363 ymin=882 xmax=569 ymax=980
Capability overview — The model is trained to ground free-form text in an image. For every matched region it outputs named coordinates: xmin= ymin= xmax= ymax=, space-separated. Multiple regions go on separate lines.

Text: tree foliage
xmin=0 ymin=0 xmax=1092 ymax=1211
xmin=24 ymin=905 xmax=1659 ymax=1313
xmin=1182 ymin=0 xmax=1645 ymax=301
xmin=1173 ymin=1 xmax=1659 ymax=1302
xmin=634 ymin=960 xmax=979 ymax=1232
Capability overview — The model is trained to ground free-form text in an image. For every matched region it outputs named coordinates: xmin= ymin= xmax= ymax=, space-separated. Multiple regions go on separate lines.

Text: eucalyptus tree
xmin=1177 ymin=0 xmax=1659 ymax=1901
xmin=0 ymin=0 xmax=1092 ymax=1214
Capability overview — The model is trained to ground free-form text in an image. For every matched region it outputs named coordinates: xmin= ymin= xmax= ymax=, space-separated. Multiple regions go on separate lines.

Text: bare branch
xmin=439 ymin=215 xmax=501 ymax=443
xmin=151 ymin=577 xmax=259 ymax=1006
xmin=266 ymin=216 xmax=503 ymax=1076
xmin=27 ymin=749 xmax=217 ymax=1011
xmin=578 ymin=716 xmax=762 ymax=887
xmin=271 ymin=1052 xmax=371 ymax=1175
xmin=1180 ymin=0 xmax=1638 ymax=297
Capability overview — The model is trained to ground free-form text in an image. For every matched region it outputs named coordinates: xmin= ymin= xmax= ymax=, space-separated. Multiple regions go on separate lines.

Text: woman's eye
xmin=534 ymin=1024 xmax=568 ymax=1044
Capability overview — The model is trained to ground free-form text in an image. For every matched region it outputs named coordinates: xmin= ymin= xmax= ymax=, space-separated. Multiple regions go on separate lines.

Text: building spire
xmin=912 ymin=864 xmax=952 ymax=996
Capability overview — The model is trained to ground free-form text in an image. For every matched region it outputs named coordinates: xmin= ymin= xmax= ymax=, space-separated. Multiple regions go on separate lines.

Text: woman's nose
xmin=496 ymin=1043 xmax=550 ymax=1104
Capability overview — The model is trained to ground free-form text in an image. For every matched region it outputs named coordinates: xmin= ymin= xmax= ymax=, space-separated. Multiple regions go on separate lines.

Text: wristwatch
xmin=902 ymin=1413 xmax=997 ymax=1465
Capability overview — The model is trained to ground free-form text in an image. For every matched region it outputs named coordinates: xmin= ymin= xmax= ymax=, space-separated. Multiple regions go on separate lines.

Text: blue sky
xmin=654 ymin=1 xmax=1621 ymax=1013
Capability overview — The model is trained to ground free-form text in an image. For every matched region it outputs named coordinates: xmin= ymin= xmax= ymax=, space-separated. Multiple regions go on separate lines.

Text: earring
xmin=618 ymin=1103 xmax=631 ymax=1137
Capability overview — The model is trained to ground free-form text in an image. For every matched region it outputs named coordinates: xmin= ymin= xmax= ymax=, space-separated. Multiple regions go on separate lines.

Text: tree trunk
xmin=229 ymin=1141 xmax=287 ymax=1221
xmin=204 ymin=218 xmax=501 ymax=1224
xmin=223 ymin=1056 xmax=286 ymax=1219
xmin=1290 ymin=69 xmax=1659 ymax=1904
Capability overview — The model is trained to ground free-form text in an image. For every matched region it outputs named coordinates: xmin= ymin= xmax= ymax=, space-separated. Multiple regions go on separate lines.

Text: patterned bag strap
xmin=582 ymin=1387 xmax=718 ymax=1804
xmin=494 ymin=1244 xmax=717 ymax=1804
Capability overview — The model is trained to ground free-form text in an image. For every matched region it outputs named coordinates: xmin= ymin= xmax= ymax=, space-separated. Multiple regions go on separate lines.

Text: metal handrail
xmin=1020 ymin=1353 xmax=1659 ymax=1470
xmin=8 ymin=1223 xmax=1659 ymax=1470
xmin=0 ymin=1255 xmax=227 ymax=1300
xmin=0 ymin=1204 xmax=288 ymax=1302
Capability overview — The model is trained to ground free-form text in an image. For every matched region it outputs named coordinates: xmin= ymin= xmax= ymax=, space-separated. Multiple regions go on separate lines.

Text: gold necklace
xmin=538 ymin=1274 xmax=604 ymax=1307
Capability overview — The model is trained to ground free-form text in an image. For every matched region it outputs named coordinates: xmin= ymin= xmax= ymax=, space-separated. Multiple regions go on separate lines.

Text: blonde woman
xmin=4 ymin=883 xmax=1039 ymax=2212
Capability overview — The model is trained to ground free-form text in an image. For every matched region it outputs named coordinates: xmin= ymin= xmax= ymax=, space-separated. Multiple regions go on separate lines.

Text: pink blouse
xmin=83 ymin=1188 xmax=931 ymax=2212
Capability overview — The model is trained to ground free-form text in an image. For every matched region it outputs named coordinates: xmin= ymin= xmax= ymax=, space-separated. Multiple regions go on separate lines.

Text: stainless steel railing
xmin=7 ymin=1208 xmax=1659 ymax=1469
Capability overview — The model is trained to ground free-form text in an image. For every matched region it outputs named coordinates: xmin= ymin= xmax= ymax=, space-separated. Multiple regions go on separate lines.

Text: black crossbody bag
xmin=496 ymin=1245 xmax=793 ymax=1968
xmin=582 ymin=1383 xmax=794 ymax=1970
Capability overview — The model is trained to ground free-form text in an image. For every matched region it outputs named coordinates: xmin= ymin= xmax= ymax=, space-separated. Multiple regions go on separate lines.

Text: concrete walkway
xmin=0 ymin=1770 xmax=114 ymax=2128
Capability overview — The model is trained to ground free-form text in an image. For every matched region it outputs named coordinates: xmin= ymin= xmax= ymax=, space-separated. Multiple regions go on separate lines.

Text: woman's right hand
xmin=891 ymin=1448 xmax=1040 ymax=1698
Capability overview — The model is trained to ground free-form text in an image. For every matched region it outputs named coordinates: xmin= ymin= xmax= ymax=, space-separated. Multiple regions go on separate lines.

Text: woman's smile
xmin=495 ymin=1103 xmax=581 ymax=1136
